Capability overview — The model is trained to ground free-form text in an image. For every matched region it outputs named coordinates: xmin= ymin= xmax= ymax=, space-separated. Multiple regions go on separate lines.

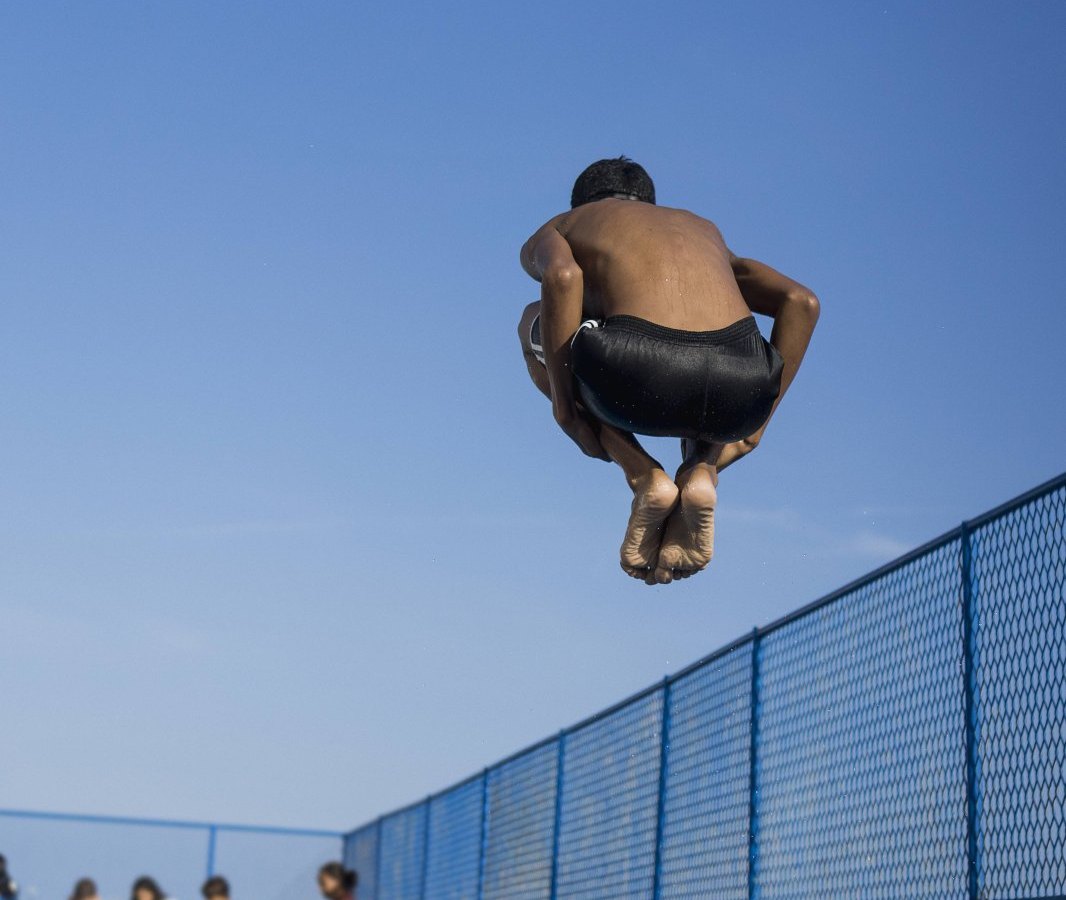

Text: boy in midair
xmin=519 ymin=158 xmax=819 ymax=584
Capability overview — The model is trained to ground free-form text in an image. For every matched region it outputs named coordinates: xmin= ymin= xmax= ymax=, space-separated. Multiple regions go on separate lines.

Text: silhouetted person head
xmin=0 ymin=856 xmax=16 ymax=900
xmin=70 ymin=878 xmax=99 ymax=900
xmin=317 ymin=862 xmax=357 ymax=900
xmin=571 ymin=157 xmax=656 ymax=208
xmin=131 ymin=877 xmax=165 ymax=900
xmin=201 ymin=876 xmax=229 ymax=900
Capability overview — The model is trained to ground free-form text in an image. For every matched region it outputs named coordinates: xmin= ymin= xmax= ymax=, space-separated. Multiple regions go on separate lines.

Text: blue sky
xmin=1 ymin=1 xmax=1063 ymax=832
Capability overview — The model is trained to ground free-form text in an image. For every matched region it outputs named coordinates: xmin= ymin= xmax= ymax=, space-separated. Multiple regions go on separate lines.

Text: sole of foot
xmin=620 ymin=469 xmax=679 ymax=582
xmin=654 ymin=469 xmax=717 ymax=584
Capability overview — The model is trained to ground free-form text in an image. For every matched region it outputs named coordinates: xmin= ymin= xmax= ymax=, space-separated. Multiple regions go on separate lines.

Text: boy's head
xmin=571 ymin=157 xmax=655 ymax=208
xmin=131 ymin=877 xmax=164 ymax=900
xmin=71 ymin=878 xmax=100 ymax=900
xmin=201 ymin=876 xmax=229 ymax=900
xmin=317 ymin=862 xmax=357 ymax=899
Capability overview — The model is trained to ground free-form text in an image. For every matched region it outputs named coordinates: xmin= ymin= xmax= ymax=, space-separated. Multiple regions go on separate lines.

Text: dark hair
xmin=201 ymin=876 xmax=229 ymax=898
xmin=571 ymin=156 xmax=655 ymax=208
xmin=0 ymin=857 xmax=13 ymax=900
xmin=131 ymin=877 xmax=164 ymax=900
xmin=70 ymin=879 xmax=98 ymax=900
xmin=318 ymin=862 xmax=357 ymax=891
xmin=0 ymin=856 xmax=15 ymax=900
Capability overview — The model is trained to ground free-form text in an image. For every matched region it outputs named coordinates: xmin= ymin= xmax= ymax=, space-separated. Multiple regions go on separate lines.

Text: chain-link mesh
xmin=554 ymin=690 xmax=663 ymax=899
xmin=657 ymin=645 xmax=753 ymax=899
xmin=344 ymin=820 xmax=380 ymax=900
xmin=211 ymin=829 xmax=340 ymax=899
xmin=0 ymin=814 xmax=342 ymax=900
xmin=971 ymin=481 xmax=1066 ymax=898
xmin=343 ymin=474 xmax=1065 ymax=900
xmin=755 ymin=538 xmax=969 ymax=897
xmin=378 ymin=803 xmax=428 ymax=900
xmin=0 ymin=816 xmax=208 ymax=900
xmin=482 ymin=741 xmax=559 ymax=900
xmin=425 ymin=775 xmax=485 ymax=900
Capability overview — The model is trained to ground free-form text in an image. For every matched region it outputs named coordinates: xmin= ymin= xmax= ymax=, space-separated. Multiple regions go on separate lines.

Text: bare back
xmin=550 ymin=199 xmax=750 ymax=331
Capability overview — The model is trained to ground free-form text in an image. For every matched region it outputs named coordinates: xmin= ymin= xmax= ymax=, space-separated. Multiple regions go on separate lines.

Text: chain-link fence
xmin=0 ymin=809 xmax=342 ymax=900
xmin=344 ymin=472 xmax=1066 ymax=899
xmin=4 ymin=474 xmax=1062 ymax=898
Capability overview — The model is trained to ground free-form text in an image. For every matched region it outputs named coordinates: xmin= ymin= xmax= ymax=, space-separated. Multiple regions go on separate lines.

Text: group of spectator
xmin=0 ymin=856 xmax=357 ymax=900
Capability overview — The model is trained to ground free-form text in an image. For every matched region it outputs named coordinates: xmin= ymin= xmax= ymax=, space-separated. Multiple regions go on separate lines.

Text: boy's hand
xmin=554 ymin=401 xmax=611 ymax=461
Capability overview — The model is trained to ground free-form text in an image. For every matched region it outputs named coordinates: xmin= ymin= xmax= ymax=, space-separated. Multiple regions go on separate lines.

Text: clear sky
xmin=2 ymin=1 xmax=1063 ymax=833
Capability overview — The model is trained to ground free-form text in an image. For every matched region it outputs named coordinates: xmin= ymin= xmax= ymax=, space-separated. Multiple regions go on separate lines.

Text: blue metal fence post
xmin=205 ymin=824 xmax=218 ymax=878
xmin=419 ymin=798 xmax=432 ymax=900
xmin=374 ymin=816 xmax=383 ymax=900
xmin=651 ymin=677 xmax=673 ymax=900
xmin=476 ymin=769 xmax=489 ymax=900
xmin=747 ymin=629 xmax=762 ymax=900
xmin=960 ymin=523 xmax=981 ymax=900
xmin=548 ymin=731 xmax=566 ymax=900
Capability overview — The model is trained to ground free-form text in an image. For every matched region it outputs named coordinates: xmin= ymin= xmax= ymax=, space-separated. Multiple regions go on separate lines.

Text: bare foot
xmin=620 ymin=469 xmax=679 ymax=582
xmin=654 ymin=467 xmax=717 ymax=584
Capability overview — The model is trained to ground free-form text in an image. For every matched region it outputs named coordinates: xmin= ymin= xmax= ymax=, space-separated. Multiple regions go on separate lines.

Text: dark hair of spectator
xmin=0 ymin=855 xmax=15 ymax=900
xmin=70 ymin=878 xmax=98 ymax=900
xmin=318 ymin=862 xmax=357 ymax=891
xmin=201 ymin=876 xmax=229 ymax=898
xmin=131 ymin=876 xmax=165 ymax=900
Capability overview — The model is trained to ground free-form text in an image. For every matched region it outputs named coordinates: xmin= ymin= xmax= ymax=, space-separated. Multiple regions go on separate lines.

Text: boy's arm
xmin=718 ymin=253 xmax=820 ymax=471
xmin=520 ymin=225 xmax=609 ymax=460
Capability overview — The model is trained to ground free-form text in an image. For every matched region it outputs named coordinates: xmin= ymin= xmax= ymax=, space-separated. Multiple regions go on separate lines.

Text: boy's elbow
xmin=519 ymin=250 xmax=540 ymax=281
xmin=787 ymin=288 xmax=820 ymax=323
xmin=542 ymin=263 xmax=580 ymax=291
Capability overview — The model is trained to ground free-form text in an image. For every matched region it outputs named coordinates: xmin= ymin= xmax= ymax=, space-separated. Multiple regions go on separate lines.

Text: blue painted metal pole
xmin=374 ymin=817 xmax=384 ymax=900
xmin=476 ymin=769 xmax=489 ymax=900
xmin=651 ymin=677 xmax=672 ymax=900
xmin=205 ymin=825 xmax=218 ymax=878
xmin=548 ymin=731 xmax=566 ymax=900
xmin=746 ymin=629 xmax=761 ymax=900
xmin=960 ymin=524 xmax=981 ymax=900
xmin=419 ymin=799 xmax=432 ymax=900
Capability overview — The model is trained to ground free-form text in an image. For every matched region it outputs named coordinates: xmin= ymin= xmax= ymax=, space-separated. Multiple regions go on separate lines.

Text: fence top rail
xmin=364 ymin=762 xmax=491 ymax=832
xmin=0 ymin=806 xmax=345 ymax=839
xmin=962 ymin=468 xmax=1066 ymax=531
xmin=344 ymin=470 xmax=1065 ymax=837
xmin=754 ymin=468 xmax=1065 ymax=639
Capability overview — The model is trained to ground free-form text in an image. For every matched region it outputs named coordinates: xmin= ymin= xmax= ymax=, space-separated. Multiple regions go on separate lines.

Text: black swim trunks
xmin=565 ymin=314 xmax=784 ymax=443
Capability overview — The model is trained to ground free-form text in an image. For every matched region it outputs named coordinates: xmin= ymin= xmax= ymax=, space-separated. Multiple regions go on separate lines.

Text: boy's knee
xmin=517 ymin=301 xmax=540 ymax=350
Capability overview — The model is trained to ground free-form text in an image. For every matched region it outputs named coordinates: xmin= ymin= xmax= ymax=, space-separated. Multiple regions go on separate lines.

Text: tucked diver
xmin=519 ymin=157 xmax=819 ymax=585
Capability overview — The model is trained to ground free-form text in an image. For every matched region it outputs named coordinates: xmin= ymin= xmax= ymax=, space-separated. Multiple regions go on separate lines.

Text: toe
xmin=657 ymin=545 xmax=682 ymax=571
xmin=622 ymin=561 xmax=655 ymax=581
